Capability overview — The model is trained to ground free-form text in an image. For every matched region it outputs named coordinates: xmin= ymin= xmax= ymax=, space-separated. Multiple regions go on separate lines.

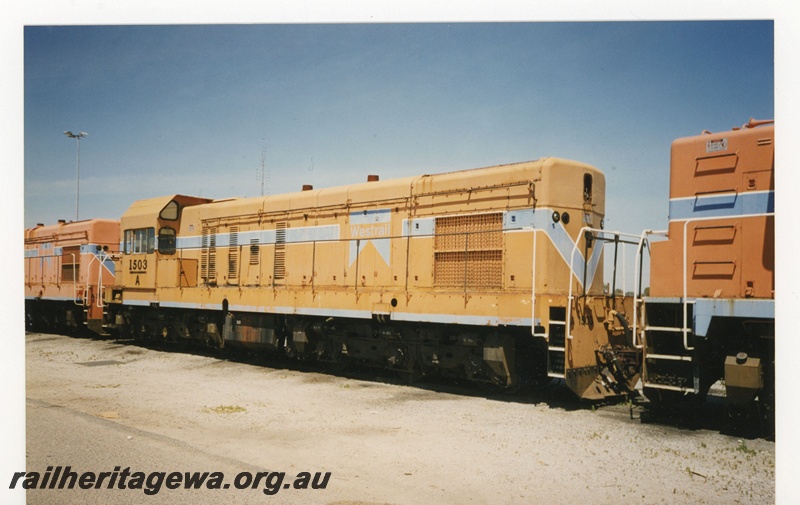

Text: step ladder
xmin=642 ymin=300 xmax=695 ymax=392
xmin=547 ymin=307 xmax=566 ymax=378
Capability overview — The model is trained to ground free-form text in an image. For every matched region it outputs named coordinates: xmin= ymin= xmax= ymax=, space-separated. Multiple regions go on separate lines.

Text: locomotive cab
xmin=110 ymin=195 xmax=211 ymax=303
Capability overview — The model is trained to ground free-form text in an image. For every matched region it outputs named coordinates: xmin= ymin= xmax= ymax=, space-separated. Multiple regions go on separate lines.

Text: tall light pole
xmin=63 ymin=131 xmax=87 ymax=221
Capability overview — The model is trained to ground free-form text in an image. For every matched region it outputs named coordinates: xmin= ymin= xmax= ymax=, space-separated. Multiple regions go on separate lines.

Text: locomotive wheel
xmin=393 ymin=350 xmax=422 ymax=384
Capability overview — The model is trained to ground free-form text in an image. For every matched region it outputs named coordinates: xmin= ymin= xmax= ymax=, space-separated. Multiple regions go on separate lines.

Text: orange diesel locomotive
xmin=102 ymin=158 xmax=639 ymax=400
xmin=24 ymin=219 xmax=119 ymax=335
xmin=640 ymin=119 xmax=774 ymax=415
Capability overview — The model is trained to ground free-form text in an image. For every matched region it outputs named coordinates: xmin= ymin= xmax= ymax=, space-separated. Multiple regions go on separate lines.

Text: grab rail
xmin=566 ymin=227 xmax=644 ymax=343
xmin=632 ymin=230 xmax=667 ymax=348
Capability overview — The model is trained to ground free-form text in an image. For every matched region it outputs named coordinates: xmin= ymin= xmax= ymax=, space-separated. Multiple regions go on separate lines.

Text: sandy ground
xmin=20 ymin=332 xmax=776 ymax=504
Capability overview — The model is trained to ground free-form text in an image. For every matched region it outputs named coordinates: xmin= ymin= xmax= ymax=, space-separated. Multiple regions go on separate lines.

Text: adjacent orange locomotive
xmin=640 ymin=119 xmax=774 ymax=414
xmin=24 ymin=219 xmax=119 ymax=335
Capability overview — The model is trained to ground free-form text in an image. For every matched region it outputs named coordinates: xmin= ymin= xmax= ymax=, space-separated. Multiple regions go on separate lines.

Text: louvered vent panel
xmin=274 ymin=223 xmax=286 ymax=281
xmin=200 ymin=228 xmax=208 ymax=280
xmin=228 ymin=226 xmax=239 ymax=280
xmin=434 ymin=212 xmax=503 ymax=288
xmin=249 ymin=238 xmax=260 ymax=265
xmin=201 ymin=226 xmax=217 ymax=284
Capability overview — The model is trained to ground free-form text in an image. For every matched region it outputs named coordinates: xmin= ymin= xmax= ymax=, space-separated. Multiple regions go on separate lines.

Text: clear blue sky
xmin=23 ymin=22 xmax=774 ymax=240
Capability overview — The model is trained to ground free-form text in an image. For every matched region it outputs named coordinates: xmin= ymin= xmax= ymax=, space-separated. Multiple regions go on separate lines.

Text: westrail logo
xmin=348 ymin=210 xmax=392 ymax=266
xmin=349 ymin=222 xmax=390 ymax=239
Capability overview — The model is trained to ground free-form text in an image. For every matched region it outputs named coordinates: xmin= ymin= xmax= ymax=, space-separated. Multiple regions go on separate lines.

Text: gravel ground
xmin=21 ymin=332 xmax=776 ymax=504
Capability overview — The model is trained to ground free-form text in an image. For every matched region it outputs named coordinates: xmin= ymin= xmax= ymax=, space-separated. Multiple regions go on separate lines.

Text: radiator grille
xmin=434 ymin=212 xmax=503 ymax=288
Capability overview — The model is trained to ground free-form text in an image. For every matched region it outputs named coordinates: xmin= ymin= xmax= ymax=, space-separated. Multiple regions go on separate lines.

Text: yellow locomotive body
xmin=107 ymin=157 xmax=637 ymax=399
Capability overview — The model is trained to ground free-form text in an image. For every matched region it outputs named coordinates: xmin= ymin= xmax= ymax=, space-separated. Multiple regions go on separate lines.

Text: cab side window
xmin=158 ymin=227 xmax=177 ymax=255
xmin=124 ymin=228 xmax=155 ymax=254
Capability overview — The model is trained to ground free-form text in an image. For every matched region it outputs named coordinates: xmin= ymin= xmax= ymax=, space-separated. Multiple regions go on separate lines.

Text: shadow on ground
xmin=31 ymin=331 xmax=774 ymax=441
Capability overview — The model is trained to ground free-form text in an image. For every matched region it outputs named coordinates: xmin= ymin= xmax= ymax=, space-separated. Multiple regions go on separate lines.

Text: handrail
xmin=85 ymin=251 xmax=97 ymax=308
xmin=566 ymin=227 xmax=644 ymax=342
xmin=78 ymin=247 xmax=117 ymax=309
xmin=70 ymin=253 xmax=80 ymax=306
xmin=566 ymin=227 xmax=590 ymax=342
xmin=632 ymin=230 xmax=667 ymax=348
xmin=95 ymin=249 xmax=114 ymax=308
xmin=530 ymin=229 xmax=541 ymax=337
xmin=681 ymin=218 xmax=700 ymax=351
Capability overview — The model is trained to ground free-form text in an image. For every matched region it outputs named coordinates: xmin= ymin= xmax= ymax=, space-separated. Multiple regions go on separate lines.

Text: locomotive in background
xmin=24 ymin=219 xmax=117 ymax=335
xmin=24 ymin=119 xmax=775 ymax=417
xmin=640 ymin=118 xmax=774 ymax=419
